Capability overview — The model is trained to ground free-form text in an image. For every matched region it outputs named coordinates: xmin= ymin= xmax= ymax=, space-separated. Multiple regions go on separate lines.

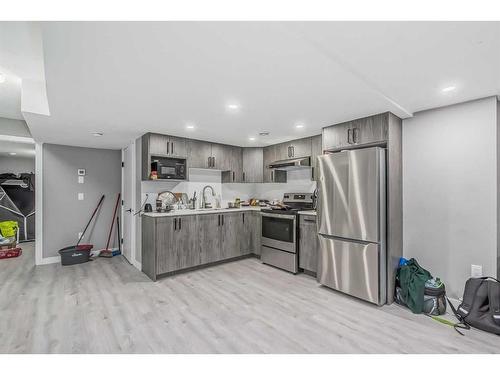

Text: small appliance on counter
xmin=144 ymin=203 xmax=153 ymax=213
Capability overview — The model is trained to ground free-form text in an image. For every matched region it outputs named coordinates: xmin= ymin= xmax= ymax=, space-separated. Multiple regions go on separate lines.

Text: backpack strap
xmin=488 ymin=281 xmax=500 ymax=326
xmin=446 ymin=297 xmax=471 ymax=335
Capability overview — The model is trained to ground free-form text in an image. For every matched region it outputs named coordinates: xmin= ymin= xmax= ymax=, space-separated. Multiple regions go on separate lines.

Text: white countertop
xmin=298 ymin=210 xmax=317 ymax=216
xmin=143 ymin=206 xmax=262 ymax=217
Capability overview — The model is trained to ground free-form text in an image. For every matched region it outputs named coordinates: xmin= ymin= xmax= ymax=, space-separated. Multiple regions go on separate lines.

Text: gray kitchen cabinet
xmin=175 ymin=215 xmax=200 ymax=270
xmin=221 ymin=212 xmax=242 ymax=260
xmin=210 ymin=143 xmax=227 ymax=170
xmin=286 ymin=137 xmax=311 ymax=159
xmin=147 ymin=133 xmax=187 ymax=158
xmin=168 ymin=136 xmax=187 ymax=158
xmin=198 ymin=213 xmax=222 ymax=264
xmin=311 ymin=134 xmax=322 ymax=181
xmin=274 ymin=142 xmax=289 ymax=161
xmin=351 ymin=113 xmax=388 ymax=145
xmin=248 ymin=212 xmax=262 ymax=255
xmin=262 ymin=145 xmax=287 ymax=183
xmin=222 ymin=146 xmax=243 ymax=183
xmin=242 ymin=148 xmax=263 ymax=183
xmin=154 ymin=217 xmax=176 ymax=275
xmin=323 ymin=113 xmax=389 ymax=151
xmin=240 ymin=212 xmax=253 ymax=255
xmin=187 ymin=139 xmax=212 ymax=169
xmin=299 ymin=214 xmax=319 ymax=273
xmin=322 ymin=122 xmax=351 ymax=151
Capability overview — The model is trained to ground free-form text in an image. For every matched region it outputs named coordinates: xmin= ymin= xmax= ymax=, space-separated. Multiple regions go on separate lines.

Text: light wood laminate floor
xmin=0 ymin=243 xmax=498 ymax=353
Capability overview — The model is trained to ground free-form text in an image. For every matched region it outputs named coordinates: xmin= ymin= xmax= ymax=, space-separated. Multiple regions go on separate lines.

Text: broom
xmin=99 ymin=193 xmax=120 ymax=258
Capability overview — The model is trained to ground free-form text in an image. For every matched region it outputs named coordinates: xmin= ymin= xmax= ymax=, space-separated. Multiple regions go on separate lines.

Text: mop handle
xmin=77 ymin=194 xmax=105 ymax=246
xmin=104 ymin=193 xmax=121 ymax=251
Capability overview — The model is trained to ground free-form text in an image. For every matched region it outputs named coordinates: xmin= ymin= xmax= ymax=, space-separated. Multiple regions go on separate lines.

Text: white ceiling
xmin=5 ymin=22 xmax=500 ymax=149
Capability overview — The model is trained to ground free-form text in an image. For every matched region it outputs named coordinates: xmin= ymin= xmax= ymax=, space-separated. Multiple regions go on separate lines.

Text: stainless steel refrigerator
xmin=316 ymin=147 xmax=386 ymax=305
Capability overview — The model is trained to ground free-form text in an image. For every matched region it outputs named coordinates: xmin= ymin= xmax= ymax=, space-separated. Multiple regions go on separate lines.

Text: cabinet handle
xmin=347 ymin=128 xmax=352 ymax=144
xmin=243 ymin=213 xmax=245 ymax=223
xmin=243 ymin=172 xmax=245 ymax=182
xmin=174 ymin=218 xmax=177 ymax=231
xmin=218 ymin=214 xmax=221 ymax=226
xmin=291 ymin=146 xmax=294 ymax=157
xmin=212 ymin=156 xmax=216 ymax=168
xmin=167 ymin=141 xmax=170 ymax=154
xmin=171 ymin=142 xmax=174 ymax=154
xmin=232 ymin=171 xmax=235 ymax=181
xmin=178 ymin=217 xmax=182 ymax=231
xmin=353 ymin=128 xmax=359 ymax=144
xmin=271 ymin=170 xmax=274 ymax=182
xmin=304 ymin=218 xmax=316 ymax=223
xmin=221 ymin=215 xmax=224 ymax=226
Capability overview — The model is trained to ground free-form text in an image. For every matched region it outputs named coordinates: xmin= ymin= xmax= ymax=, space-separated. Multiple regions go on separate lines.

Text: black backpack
xmin=449 ymin=277 xmax=500 ymax=335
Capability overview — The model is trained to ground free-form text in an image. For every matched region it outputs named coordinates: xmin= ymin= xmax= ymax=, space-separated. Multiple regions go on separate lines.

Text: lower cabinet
xmin=142 ymin=211 xmax=262 ymax=280
xmin=299 ymin=214 xmax=319 ymax=273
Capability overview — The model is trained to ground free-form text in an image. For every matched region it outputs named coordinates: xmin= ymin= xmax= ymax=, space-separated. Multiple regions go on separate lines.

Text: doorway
xmin=121 ymin=142 xmax=136 ymax=266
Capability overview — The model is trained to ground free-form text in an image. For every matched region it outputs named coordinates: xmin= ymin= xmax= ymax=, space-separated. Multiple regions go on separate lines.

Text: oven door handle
xmin=261 ymin=212 xmax=297 ymax=220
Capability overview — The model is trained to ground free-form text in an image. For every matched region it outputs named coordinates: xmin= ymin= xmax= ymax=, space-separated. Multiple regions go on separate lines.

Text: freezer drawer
xmin=317 ymin=236 xmax=386 ymax=305
xmin=261 ymin=245 xmax=298 ymax=274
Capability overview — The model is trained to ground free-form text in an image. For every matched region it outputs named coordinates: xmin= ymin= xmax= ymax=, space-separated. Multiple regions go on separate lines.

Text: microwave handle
xmin=167 ymin=141 xmax=170 ymax=154
xmin=171 ymin=142 xmax=174 ymax=155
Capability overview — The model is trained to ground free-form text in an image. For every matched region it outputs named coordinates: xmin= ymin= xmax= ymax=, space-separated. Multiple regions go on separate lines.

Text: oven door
xmin=261 ymin=212 xmax=296 ymax=253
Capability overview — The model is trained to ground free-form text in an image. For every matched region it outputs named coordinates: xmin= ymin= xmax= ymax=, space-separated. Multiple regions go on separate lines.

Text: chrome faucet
xmin=201 ymin=185 xmax=215 ymax=208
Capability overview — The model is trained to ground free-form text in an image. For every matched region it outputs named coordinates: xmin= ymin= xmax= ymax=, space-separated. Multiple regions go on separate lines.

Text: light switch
xmin=78 ymin=176 xmax=84 ymax=184
xmin=78 ymin=193 xmax=84 ymax=201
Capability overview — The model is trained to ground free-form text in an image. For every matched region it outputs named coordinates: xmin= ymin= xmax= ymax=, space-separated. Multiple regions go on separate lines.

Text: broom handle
xmin=77 ymin=194 xmax=105 ymax=246
xmin=105 ymin=193 xmax=121 ymax=250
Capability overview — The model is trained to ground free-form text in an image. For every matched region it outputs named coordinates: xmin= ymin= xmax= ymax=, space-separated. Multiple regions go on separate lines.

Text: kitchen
xmin=1 ymin=18 xmax=499 ymax=360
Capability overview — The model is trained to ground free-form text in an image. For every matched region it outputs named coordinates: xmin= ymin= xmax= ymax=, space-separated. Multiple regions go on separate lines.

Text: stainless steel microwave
xmin=151 ymin=156 xmax=186 ymax=180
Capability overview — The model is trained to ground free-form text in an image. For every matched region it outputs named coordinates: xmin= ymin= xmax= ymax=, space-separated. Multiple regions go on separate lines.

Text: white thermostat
xmin=78 ymin=169 xmax=86 ymax=176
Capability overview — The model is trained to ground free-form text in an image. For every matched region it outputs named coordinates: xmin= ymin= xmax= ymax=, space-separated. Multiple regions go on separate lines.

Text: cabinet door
xmin=242 ymin=148 xmax=263 ymax=183
xmin=275 ymin=143 xmax=289 ymax=161
xmin=175 ymin=215 xmax=200 ymax=269
xmin=210 ymin=143 xmax=228 ymax=170
xmin=311 ymin=134 xmax=322 ymax=181
xmin=221 ymin=212 xmax=242 ymax=259
xmin=240 ymin=212 xmax=252 ymax=255
xmin=221 ymin=146 xmax=243 ymax=182
xmin=299 ymin=215 xmax=319 ymax=273
xmin=156 ymin=217 xmax=176 ymax=274
xmin=187 ymin=139 xmax=212 ymax=169
xmin=289 ymin=137 xmax=312 ymax=159
xmin=149 ymin=133 xmax=170 ymax=155
xmin=250 ymin=212 xmax=262 ymax=255
xmin=322 ymin=122 xmax=351 ymax=151
xmin=262 ymin=146 xmax=275 ymax=183
xmin=351 ymin=113 xmax=388 ymax=145
xmin=198 ymin=214 xmax=222 ymax=264
xmin=169 ymin=136 xmax=187 ymax=158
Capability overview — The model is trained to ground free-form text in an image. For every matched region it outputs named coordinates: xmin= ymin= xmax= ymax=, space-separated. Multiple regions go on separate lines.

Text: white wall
xmin=403 ymin=97 xmax=498 ymax=299
xmin=0 ymin=155 xmax=35 ymax=174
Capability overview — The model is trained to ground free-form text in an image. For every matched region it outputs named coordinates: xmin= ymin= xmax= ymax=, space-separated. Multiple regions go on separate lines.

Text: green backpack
xmin=0 ymin=221 xmax=19 ymax=238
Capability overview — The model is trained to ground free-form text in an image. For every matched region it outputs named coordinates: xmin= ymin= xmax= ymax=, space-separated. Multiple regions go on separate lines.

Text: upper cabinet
xmin=323 ymin=113 xmax=389 ymax=151
xmin=285 ymin=137 xmax=312 ymax=159
xmin=242 ymin=148 xmax=263 ymax=183
xmin=310 ymin=134 xmax=322 ymax=182
xmin=148 ymin=133 xmax=187 ymax=158
xmin=186 ymin=139 xmax=212 ymax=169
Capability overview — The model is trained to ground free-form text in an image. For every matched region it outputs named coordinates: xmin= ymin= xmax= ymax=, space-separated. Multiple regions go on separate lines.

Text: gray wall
xmin=403 ymin=97 xmax=498 ymax=299
xmin=0 ymin=155 xmax=35 ymax=174
xmin=42 ymin=144 xmax=121 ymax=258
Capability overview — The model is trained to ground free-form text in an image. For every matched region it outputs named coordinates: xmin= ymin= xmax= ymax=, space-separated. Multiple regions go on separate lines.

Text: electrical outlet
xmin=78 ymin=193 xmax=84 ymax=200
xmin=471 ymin=264 xmax=483 ymax=278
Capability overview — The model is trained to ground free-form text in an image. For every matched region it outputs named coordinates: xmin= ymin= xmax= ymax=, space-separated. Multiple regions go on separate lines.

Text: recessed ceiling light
xmin=295 ymin=124 xmax=305 ymax=129
xmin=92 ymin=132 xmax=103 ymax=137
xmin=186 ymin=124 xmax=195 ymax=130
xmin=441 ymin=86 xmax=456 ymax=93
xmin=0 ymin=73 xmax=5 ymax=83
xmin=249 ymin=137 xmax=256 ymax=141
xmin=9 ymin=152 xmax=17 ymax=156
xmin=226 ymin=103 xmax=240 ymax=112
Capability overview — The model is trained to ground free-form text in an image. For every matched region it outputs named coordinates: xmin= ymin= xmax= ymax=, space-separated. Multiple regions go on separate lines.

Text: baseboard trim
xmin=37 ymin=256 xmax=60 ymax=265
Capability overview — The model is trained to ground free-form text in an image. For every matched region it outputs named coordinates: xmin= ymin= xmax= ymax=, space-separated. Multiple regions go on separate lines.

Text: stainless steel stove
xmin=261 ymin=193 xmax=314 ymax=273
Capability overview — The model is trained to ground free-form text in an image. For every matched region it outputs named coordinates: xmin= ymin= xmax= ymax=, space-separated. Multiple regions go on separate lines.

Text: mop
xmin=99 ymin=193 xmax=121 ymax=258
